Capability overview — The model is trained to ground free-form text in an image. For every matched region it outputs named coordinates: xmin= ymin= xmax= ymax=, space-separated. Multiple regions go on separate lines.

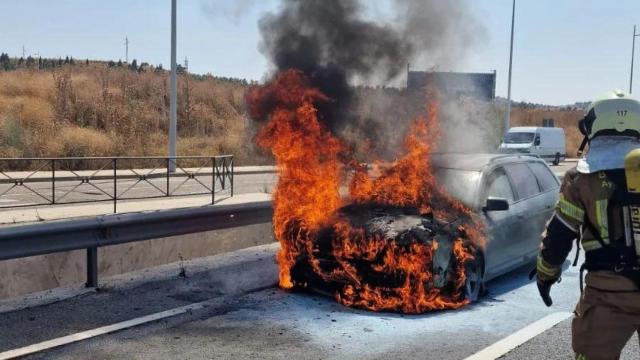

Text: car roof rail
xmin=519 ymin=154 xmax=542 ymax=159
xmin=488 ymin=153 xmax=542 ymax=163
xmin=487 ymin=154 xmax=517 ymax=163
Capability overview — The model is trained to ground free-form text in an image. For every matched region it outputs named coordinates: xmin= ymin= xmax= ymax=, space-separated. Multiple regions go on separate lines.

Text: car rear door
xmin=503 ymin=162 xmax=545 ymax=266
xmin=526 ymin=161 xmax=561 ymax=252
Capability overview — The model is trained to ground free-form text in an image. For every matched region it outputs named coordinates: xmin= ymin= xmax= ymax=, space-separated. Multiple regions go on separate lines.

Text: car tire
xmin=464 ymin=253 xmax=485 ymax=303
xmin=552 ymin=153 xmax=561 ymax=166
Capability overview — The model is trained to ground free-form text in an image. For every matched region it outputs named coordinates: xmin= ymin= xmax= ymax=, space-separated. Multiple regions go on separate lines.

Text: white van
xmin=499 ymin=127 xmax=566 ymax=165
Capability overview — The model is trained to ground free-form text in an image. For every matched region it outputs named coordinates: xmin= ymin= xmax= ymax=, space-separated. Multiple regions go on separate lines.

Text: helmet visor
xmin=577 ymin=136 xmax=640 ymax=173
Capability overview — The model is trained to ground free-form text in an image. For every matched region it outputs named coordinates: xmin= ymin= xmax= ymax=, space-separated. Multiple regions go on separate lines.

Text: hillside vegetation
xmin=0 ymin=59 xmax=266 ymax=165
xmin=0 ymin=56 xmax=585 ymax=165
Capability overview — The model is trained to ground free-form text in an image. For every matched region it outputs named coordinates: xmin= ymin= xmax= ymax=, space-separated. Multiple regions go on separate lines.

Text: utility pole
xmin=630 ymin=25 xmax=640 ymax=94
xmin=22 ymin=45 xmax=25 ymax=58
xmin=505 ymin=0 xmax=516 ymax=135
xmin=169 ymin=0 xmax=177 ymax=172
xmin=125 ymin=36 xmax=129 ymax=64
xmin=184 ymin=57 xmax=188 ymax=71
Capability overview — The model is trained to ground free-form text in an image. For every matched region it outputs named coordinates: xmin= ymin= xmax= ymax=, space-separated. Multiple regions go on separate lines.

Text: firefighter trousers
xmin=572 ymin=272 xmax=640 ymax=360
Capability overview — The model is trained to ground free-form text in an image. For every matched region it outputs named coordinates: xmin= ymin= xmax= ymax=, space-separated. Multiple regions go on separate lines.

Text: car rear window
xmin=527 ymin=162 xmax=560 ymax=192
xmin=504 ymin=163 xmax=540 ymax=200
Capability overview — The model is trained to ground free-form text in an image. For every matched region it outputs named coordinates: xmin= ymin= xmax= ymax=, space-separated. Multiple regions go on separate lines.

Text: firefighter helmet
xmin=579 ymin=90 xmax=640 ymax=139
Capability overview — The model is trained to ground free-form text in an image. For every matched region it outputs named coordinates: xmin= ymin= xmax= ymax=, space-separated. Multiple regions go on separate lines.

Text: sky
xmin=0 ymin=0 xmax=639 ymax=105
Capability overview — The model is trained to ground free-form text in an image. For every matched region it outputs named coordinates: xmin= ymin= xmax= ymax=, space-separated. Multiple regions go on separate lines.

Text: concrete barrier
xmin=0 ymin=222 xmax=275 ymax=301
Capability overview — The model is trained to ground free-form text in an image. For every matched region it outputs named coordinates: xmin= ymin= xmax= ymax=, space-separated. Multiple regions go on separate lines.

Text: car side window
xmin=504 ymin=163 xmax=541 ymax=200
xmin=484 ymin=168 xmax=515 ymax=203
xmin=527 ymin=162 xmax=560 ymax=192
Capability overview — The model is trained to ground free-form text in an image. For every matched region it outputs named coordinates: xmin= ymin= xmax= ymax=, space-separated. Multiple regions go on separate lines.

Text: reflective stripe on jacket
xmin=537 ymin=168 xmax=619 ymax=282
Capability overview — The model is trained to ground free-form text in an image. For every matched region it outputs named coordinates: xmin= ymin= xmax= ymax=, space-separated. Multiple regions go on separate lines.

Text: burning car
xmin=288 ymin=203 xmax=478 ymax=313
xmin=431 ymin=153 xmax=560 ymax=300
xmin=248 ymin=70 xmax=488 ymax=314
xmin=287 ymin=154 xmax=559 ymax=310
xmin=247 ymin=71 xmax=560 ymax=314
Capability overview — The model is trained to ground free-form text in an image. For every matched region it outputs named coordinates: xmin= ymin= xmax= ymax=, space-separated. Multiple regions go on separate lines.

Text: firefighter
xmin=535 ymin=89 xmax=640 ymax=359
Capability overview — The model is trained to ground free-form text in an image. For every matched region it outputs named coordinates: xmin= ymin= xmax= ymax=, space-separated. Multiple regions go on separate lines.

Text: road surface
xmin=1 ymin=244 xmax=636 ymax=360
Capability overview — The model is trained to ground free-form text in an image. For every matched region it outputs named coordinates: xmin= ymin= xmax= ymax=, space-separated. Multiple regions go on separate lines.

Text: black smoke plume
xmin=256 ymin=0 xmax=485 ymax=157
xmin=258 ymin=0 xmax=411 ymax=133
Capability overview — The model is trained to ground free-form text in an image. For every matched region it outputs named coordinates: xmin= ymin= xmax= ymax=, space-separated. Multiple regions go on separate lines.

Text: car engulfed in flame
xmin=289 ymin=204 xmax=477 ymax=313
xmin=247 ymin=69 xmax=486 ymax=314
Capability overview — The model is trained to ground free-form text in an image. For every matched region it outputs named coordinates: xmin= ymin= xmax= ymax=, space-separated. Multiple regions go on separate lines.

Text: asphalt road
xmin=549 ymin=160 xmax=575 ymax=178
xmin=20 ymin=256 xmax=638 ymax=360
xmin=501 ymin=318 xmax=639 ymax=359
xmin=0 ymin=249 xmax=597 ymax=360
xmin=0 ymin=172 xmax=277 ymax=208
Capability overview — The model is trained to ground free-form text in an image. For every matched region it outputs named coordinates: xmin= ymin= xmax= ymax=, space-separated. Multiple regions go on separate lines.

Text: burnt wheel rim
xmin=465 ymin=259 xmax=483 ymax=301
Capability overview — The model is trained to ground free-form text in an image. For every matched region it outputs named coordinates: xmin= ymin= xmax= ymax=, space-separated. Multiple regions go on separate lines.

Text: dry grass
xmin=0 ymin=65 xmax=266 ymax=165
xmin=0 ymin=64 xmax=584 ymax=167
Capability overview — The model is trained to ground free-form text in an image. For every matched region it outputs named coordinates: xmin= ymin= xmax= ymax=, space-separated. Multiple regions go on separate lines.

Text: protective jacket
xmin=537 ymin=167 xmax=640 ymax=291
xmin=536 ymin=90 xmax=640 ymax=359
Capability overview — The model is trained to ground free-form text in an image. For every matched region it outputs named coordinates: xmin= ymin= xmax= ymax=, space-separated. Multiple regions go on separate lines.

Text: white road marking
xmin=463 ymin=312 xmax=573 ymax=360
xmin=0 ymin=299 xmax=216 ymax=359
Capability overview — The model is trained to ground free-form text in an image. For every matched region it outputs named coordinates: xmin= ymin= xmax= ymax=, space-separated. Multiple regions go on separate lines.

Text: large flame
xmin=248 ymin=69 xmax=485 ymax=313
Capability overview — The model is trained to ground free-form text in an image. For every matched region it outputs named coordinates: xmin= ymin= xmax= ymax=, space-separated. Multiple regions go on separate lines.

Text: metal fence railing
xmin=0 ymin=155 xmax=234 ymax=213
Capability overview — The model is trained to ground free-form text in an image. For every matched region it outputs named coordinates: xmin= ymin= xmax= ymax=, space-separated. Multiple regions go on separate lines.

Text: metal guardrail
xmin=0 ymin=200 xmax=273 ymax=288
xmin=0 ymin=156 xmax=234 ymax=213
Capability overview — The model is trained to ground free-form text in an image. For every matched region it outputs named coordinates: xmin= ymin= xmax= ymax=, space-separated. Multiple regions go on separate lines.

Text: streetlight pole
xmin=630 ymin=25 xmax=639 ymax=94
xmin=169 ymin=0 xmax=177 ymax=172
xmin=505 ymin=0 xmax=516 ymax=135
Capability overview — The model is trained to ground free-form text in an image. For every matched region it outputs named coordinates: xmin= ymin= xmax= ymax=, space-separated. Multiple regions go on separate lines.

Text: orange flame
xmin=248 ymin=69 xmax=485 ymax=313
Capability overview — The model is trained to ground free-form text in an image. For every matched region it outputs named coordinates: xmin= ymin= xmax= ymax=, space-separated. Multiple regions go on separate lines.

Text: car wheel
xmin=465 ymin=253 xmax=484 ymax=303
xmin=552 ymin=153 xmax=561 ymax=166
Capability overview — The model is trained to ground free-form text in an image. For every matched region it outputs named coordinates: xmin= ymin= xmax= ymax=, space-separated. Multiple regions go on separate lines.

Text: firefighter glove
xmin=536 ymin=278 xmax=555 ymax=307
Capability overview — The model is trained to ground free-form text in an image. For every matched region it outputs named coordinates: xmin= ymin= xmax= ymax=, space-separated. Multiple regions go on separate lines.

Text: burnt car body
xmin=289 ymin=153 xmax=560 ymax=307
xmin=432 ymin=153 xmax=560 ymax=300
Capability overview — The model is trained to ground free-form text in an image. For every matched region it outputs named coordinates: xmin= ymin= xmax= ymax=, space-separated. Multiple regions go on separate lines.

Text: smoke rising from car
xmin=254 ymin=0 xmax=488 ymax=159
xmin=438 ymin=97 xmax=505 ymax=154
